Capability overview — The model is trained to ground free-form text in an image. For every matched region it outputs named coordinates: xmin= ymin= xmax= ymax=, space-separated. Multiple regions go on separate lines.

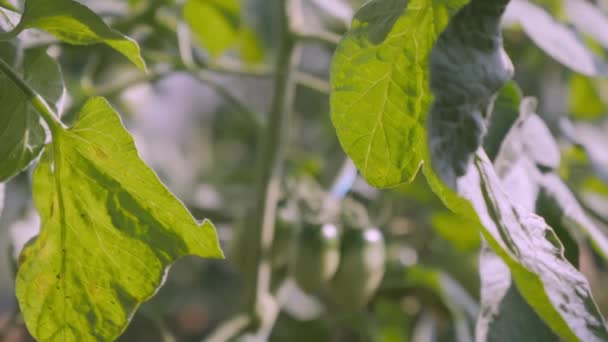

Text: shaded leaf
xmin=483 ymin=81 xmax=522 ymax=161
xmin=561 ymin=118 xmax=608 ymax=183
xmin=23 ymin=48 xmax=65 ymax=113
xmin=330 ymin=0 xmax=468 ymax=187
xmin=504 ymin=0 xmax=608 ymax=76
xmin=17 ymin=97 xmax=223 ymax=341
xmin=0 ymin=51 xmax=47 ymax=181
xmin=427 ymin=0 xmax=513 ymax=188
xmin=0 ymin=0 xmax=146 ymax=70
xmin=405 ymin=265 xmax=478 ymax=342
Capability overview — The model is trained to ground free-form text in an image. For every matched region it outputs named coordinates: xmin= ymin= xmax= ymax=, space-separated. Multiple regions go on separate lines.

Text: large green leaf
xmin=0 ymin=0 xmax=145 ymax=70
xmin=0 ymin=47 xmax=63 ymax=182
xmin=330 ymin=0 xmax=468 ymax=188
xmin=16 ymin=97 xmax=223 ymax=341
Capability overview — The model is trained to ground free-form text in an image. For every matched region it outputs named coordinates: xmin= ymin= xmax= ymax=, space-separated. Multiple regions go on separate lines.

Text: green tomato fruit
xmin=329 ymin=227 xmax=386 ymax=309
xmin=290 ymin=222 xmax=340 ymax=293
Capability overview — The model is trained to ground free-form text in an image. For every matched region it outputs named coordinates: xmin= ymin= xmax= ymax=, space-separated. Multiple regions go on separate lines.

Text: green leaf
xmin=184 ymin=0 xmax=263 ymax=63
xmin=23 ymin=48 xmax=65 ymax=112
xmin=483 ymin=81 xmax=522 ymax=161
xmin=568 ymin=75 xmax=606 ymax=120
xmin=16 ymin=97 xmax=223 ymax=341
xmin=505 ymin=0 xmax=608 ymax=76
xmin=0 ymin=0 xmax=146 ymax=70
xmin=477 ymin=244 xmax=559 ymax=342
xmin=430 ymin=211 xmax=480 ymax=252
xmin=184 ymin=0 xmax=240 ymax=59
xmin=330 ymin=0 xmax=468 ymax=188
xmin=0 ymin=48 xmax=57 ymax=181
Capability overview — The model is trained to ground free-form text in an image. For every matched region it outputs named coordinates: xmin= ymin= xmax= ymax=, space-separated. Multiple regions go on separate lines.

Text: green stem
xmin=241 ymin=0 xmax=297 ymax=321
xmin=0 ymin=57 xmax=63 ymax=133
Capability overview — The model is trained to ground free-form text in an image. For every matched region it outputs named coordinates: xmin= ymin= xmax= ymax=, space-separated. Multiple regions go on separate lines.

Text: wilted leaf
xmin=17 ymin=97 xmax=223 ymax=341
xmin=504 ymin=0 xmax=608 ymax=76
xmin=330 ymin=0 xmax=468 ymax=187
xmin=0 ymin=0 xmax=146 ymax=70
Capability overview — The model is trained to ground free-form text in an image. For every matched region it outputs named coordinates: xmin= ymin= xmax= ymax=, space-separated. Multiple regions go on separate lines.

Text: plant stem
xmin=0 ymin=57 xmax=64 ymax=133
xmin=241 ymin=0 xmax=297 ymax=322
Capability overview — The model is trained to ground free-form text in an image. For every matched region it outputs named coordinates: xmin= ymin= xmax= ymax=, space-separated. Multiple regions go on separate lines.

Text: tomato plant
xmin=1 ymin=0 xmax=608 ymax=341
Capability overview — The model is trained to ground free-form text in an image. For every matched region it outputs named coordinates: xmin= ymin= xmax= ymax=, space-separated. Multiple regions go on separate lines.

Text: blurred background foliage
xmin=0 ymin=0 xmax=608 ymax=341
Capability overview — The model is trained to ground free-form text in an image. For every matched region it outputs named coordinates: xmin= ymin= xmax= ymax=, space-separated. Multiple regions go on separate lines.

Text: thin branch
xmin=0 ymin=57 xmax=63 ymax=133
xmin=241 ymin=0 xmax=298 ymax=323
xmin=294 ymin=70 xmax=331 ymax=94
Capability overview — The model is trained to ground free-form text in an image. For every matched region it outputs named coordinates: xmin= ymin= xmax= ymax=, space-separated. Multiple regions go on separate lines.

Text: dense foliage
xmin=1 ymin=0 xmax=608 ymax=341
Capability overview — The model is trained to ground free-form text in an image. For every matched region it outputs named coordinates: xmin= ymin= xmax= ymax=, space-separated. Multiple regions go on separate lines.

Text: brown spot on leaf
xmin=94 ymin=146 xmax=108 ymax=159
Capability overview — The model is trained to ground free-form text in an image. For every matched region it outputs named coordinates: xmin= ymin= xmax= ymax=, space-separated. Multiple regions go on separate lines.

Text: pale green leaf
xmin=458 ymin=152 xmax=608 ymax=342
xmin=16 ymin=97 xmax=223 ymax=341
xmin=538 ymin=173 xmax=608 ymax=262
xmin=330 ymin=0 xmax=468 ymax=187
xmin=565 ymin=0 xmax=608 ymax=50
xmin=477 ymin=244 xmax=558 ymax=342
xmin=0 ymin=0 xmax=146 ymax=70
xmin=505 ymin=0 xmax=608 ymax=76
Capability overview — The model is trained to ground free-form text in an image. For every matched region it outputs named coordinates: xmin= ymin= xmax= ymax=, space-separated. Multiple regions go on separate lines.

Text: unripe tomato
xmin=329 ymin=227 xmax=386 ymax=309
xmin=290 ymin=222 xmax=340 ymax=293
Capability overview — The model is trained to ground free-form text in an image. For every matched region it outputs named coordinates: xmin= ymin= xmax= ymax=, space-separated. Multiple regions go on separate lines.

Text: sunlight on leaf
xmin=330 ymin=0 xmax=468 ymax=188
xmin=0 ymin=0 xmax=146 ymax=70
xmin=16 ymin=97 xmax=223 ymax=341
